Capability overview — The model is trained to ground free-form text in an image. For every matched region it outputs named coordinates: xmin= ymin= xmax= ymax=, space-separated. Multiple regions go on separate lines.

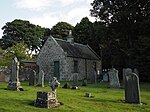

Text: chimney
xmin=67 ymin=30 xmax=74 ymax=44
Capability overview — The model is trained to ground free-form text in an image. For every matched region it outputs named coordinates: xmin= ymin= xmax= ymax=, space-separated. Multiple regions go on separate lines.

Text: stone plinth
xmin=6 ymin=81 xmax=24 ymax=91
xmin=34 ymin=91 xmax=60 ymax=108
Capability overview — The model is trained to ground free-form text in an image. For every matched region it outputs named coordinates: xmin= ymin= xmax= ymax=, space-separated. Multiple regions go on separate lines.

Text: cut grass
xmin=0 ymin=81 xmax=149 ymax=112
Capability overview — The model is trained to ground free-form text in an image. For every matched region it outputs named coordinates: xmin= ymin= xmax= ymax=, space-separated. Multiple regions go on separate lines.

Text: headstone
xmin=35 ymin=77 xmax=61 ymax=108
xmin=37 ymin=70 xmax=44 ymax=87
xmin=125 ymin=73 xmax=141 ymax=104
xmin=6 ymin=57 xmax=23 ymax=91
xmin=72 ymin=73 xmax=78 ymax=86
xmin=62 ymin=83 xmax=70 ymax=89
xmin=108 ymin=68 xmax=120 ymax=88
xmin=29 ymin=69 xmax=36 ymax=86
xmin=123 ymin=68 xmax=132 ymax=87
xmin=90 ymin=71 xmax=97 ymax=84
xmin=133 ymin=68 xmax=139 ymax=76
xmin=82 ymin=78 xmax=87 ymax=86
xmin=72 ymin=73 xmax=78 ymax=89
xmin=85 ymin=93 xmax=91 ymax=97
xmin=34 ymin=91 xmax=60 ymax=108
xmin=103 ymin=73 xmax=109 ymax=82
xmin=49 ymin=77 xmax=60 ymax=92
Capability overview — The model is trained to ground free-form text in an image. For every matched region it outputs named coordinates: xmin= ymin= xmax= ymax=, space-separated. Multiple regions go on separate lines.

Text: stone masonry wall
xmin=64 ymin=57 xmax=101 ymax=81
xmin=37 ymin=37 xmax=66 ymax=81
xmin=37 ymin=37 xmax=102 ymax=81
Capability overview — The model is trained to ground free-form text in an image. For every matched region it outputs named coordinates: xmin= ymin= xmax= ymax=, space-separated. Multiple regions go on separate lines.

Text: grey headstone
xmin=133 ymin=68 xmax=139 ymax=76
xmin=103 ymin=73 xmax=109 ymax=82
xmin=108 ymin=68 xmax=120 ymax=88
xmin=6 ymin=57 xmax=23 ymax=91
xmin=29 ymin=69 xmax=36 ymax=86
xmin=82 ymin=79 xmax=87 ymax=86
xmin=72 ymin=73 xmax=78 ymax=86
xmin=49 ymin=77 xmax=60 ymax=92
xmin=11 ymin=57 xmax=19 ymax=82
xmin=91 ymin=71 xmax=97 ymax=84
xmin=123 ymin=68 xmax=132 ymax=87
xmin=37 ymin=70 xmax=44 ymax=87
xmin=62 ymin=82 xmax=70 ymax=89
xmin=125 ymin=73 xmax=141 ymax=104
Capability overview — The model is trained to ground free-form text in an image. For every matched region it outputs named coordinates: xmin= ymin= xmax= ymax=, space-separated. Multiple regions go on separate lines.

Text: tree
xmin=90 ymin=0 xmax=150 ymax=81
xmin=51 ymin=22 xmax=74 ymax=39
xmin=1 ymin=19 xmax=47 ymax=53
xmin=3 ymin=42 xmax=29 ymax=61
xmin=72 ymin=17 xmax=92 ymax=44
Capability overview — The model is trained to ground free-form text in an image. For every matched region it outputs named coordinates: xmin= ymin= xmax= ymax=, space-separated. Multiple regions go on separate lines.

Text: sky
xmin=0 ymin=0 xmax=96 ymax=38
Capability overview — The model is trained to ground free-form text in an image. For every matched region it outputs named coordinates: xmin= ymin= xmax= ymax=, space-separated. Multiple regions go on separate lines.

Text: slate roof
xmin=55 ymin=38 xmax=100 ymax=60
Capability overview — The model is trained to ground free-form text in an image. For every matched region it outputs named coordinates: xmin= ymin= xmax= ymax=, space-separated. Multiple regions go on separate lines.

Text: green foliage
xmin=73 ymin=17 xmax=92 ymax=44
xmin=51 ymin=22 xmax=74 ymax=39
xmin=90 ymin=0 xmax=150 ymax=81
xmin=0 ymin=82 xmax=150 ymax=112
xmin=3 ymin=42 xmax=29 ymax=61
xmin=1 ymin=19 xmax=49 ymax=53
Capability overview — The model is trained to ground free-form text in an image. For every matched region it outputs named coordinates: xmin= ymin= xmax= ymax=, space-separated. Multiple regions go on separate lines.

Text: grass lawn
xmin=0 ymin=81 xmax=149 ymax=112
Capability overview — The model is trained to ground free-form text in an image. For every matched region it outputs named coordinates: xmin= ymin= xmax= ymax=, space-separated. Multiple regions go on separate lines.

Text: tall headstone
xmin=72 ymin=73 xmax=78 ymax=86
xmin=6 ymin=57 xmax=23 ymax=91
xmin=90 ymin=71 xmax=97 ymax=84
xmin=108 ymin=68 xmax=120 ymax=88
xmin=37 ymin=70 xmax=44 ymax=87
xmin=72 ymin=73 xmax=78 ymax=89
xmin=29 ymin=69 xmax=36 ymax=86
xmin=125 ymin=73 xmax=141 ymax=104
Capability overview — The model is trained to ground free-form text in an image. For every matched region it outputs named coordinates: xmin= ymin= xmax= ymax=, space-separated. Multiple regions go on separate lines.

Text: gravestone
xmin=90 ymin=70 xmax=97 ymax=84
xmin=37 ymin=70 xmax=44 ymax=87
xmin=6 ymin=57 xmax=23 ymax=91
xmin=133 ymin=68 xmax=139 ymax=76
xmin=72 ymin=73 xmax=78 ymax=89
xmin=125 ymin=73 xmax=141 ymax=104
xmin=29 ymin=69 xmax=36 ymax=86
xmin=82 ymin=78 xmax=87 ymax=86
xmin=103 ymin=73 xmax=109 ymax=82
xmin=35 ymin=77 xmax=61 ymax=108
xmin=108 ymin=68 xmax=120 ymax=88
xmin=49 ymin=77 xmax=60 ymax=92
xmin=62 ymin=82 xmax=70 ymax=89
xmin=123 ymin=68 xmax=132 ymax=87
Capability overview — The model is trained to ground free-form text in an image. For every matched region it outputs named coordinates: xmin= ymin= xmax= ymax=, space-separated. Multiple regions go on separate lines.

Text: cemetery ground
xmin=0 ymin=81 xmax=149 ymax=112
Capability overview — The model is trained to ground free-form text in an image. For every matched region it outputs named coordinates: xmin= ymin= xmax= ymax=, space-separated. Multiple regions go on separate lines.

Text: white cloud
xmin=13 ymin=0 xmax=96 ymax=28
xmin=29 ymin=14 xmax=59 ymax=28
xmin=14 ymin=0 xmax=52 ymax=11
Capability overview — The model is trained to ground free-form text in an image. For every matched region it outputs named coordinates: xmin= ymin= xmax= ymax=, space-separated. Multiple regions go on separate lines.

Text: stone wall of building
xmin=37 ymin=37 xmax=102 ymax=81
xmin=63 ymin=57 xmax=101 ymax=81
xmin=37 ymin=37 xmax=66 ymax=80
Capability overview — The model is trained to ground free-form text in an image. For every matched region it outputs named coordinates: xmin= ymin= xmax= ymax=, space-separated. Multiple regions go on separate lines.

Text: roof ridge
xmin=55 ymin=38 xmax=87 ymax=47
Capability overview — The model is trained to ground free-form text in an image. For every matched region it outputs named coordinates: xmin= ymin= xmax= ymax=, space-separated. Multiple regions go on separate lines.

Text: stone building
xmin=37 ymin=36 xmax=101 ymax=81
